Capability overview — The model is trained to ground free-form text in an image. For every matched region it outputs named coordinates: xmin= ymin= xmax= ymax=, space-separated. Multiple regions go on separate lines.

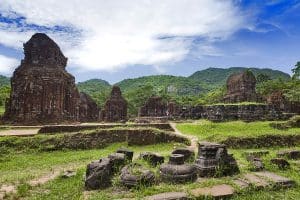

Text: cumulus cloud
xmin=0 ymin=55 xmax=18 ymax=75
xmin=0 ymin=0 xmax=246 ymax=72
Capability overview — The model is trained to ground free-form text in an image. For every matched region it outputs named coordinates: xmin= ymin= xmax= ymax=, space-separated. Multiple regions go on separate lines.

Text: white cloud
xmin=0 ymin=0 xmax=246 ymax=72
xmin=0 ymin=55 xmax=18 ymax=75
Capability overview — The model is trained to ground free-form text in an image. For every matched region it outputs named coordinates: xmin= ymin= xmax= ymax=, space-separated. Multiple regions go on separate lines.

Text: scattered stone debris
xmin=243 ymin=173 xmax=269 ymax=189
xmin=61 ymin=170 xmax=76 ymax=178
xmin=233 ymin=178 xmax=250 ymax=189
xmin=160 ymin=154 xmax=197 ymax=183
xmin=85 ymin=158 xmax=112 ymax=190
xmin=271 ymin=158 xmax=290 ymax=169
xmin=190 ymin=184 xmax=235 ymax=199
xmin=116 ymin=148 xmax=134 ymax=162
xmin=120 ymin=163 xmax=155 ymax=188
xmin=194 ymin=142 xmax=239 ymax=177
xmin=247 ymin=157 xmax=265 ymax=171
xmin=171 ymin=148 xmax=195 ymax=162
xmin=145 ymin=192 xmax=188 ymax=200
xmin=254 ymin=171 xmax=295 ymax=188
xmin=277 ymin=150 xmax=300 ymax=160
xmin=139 ymin=152 xmax=165 ymax=166
xmin=108 ymin=153 xmax=127 ymax=173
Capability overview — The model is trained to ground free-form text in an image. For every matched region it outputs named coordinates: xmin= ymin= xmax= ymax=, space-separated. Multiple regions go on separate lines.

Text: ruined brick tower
xmin=4 ymin=33 xmax=80 ymax=124
xmin=139 ymin=96 xmax=168 ymax=117
xmin=223 ymin=70 xmax=259 ymax=103
xmin=100 ymin=86 xmax=127 ymax=122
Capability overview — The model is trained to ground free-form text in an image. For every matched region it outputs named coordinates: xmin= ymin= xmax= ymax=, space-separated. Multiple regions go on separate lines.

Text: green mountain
xmin=0 ymin=75 xmax=10 ymax=87
xmin=77 ymin=79 xmax=111 ymax=93
xmin=77 ymin=79 xmax=111 ymax=107
xmin=116 ymin=75 xmax=208 ymax=96
xmin=189 ymin=67 xmax=290 ymax=87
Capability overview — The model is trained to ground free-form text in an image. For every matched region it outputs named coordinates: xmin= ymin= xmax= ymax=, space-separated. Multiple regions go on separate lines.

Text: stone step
xmin=243 ymin=173 xmax=270 ymax=188
xmin=233 ymin=178 xmax=250 ymax=189
xmin=254 ymin=171 xmax=295 ymax=188
xmin=145 ymin=192 xmax=188 ymax=200
xmin=190 ymin=184 xmax=234 ymax=199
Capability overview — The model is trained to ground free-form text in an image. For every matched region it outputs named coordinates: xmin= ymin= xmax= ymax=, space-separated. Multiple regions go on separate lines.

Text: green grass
xmin=2 ymin=144 xmax=299 ymax=199
xmin=230 ymin=147 xmax=300 ymax=200
xmin=0 ymin=142 xmax=182 ymax=184
xmin=1 ymin=142 xmax=184 ymax=199
xmin=176 ymin=120 xmax=300 ymax=142
xmin=1 ymin=121 xmax=300 ymax=199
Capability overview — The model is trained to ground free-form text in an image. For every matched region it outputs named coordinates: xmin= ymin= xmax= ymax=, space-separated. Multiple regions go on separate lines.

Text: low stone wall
xmin=178 ymin=104 xmax=290 ymax=122
xmin=1 ymin=128 xmax=189 ymax=151
xmin=222 ymin=134 xmax=300 ymax=149
xmin=38 ymin=123 xmax=174 ymax=134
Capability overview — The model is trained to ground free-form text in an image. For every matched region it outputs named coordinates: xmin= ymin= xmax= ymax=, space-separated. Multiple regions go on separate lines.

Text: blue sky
xmin=0 ymin=0 xmax=299 ymax=83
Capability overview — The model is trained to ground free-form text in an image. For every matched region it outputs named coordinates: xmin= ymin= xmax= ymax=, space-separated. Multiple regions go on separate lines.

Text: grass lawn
xmin=176 ymin=120 xmax=300 ymax=142
xmin=1 ymin=141 xmax=299 ymax=199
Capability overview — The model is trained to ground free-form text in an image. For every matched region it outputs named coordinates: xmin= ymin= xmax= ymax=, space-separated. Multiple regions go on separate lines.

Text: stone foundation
xmin=38 ymin=123 xmax=174 ymax=134
xmin=177 ymin=104 xmax=288 ymax=122
xmin=0 ymin=128 xmax=189 ymax=151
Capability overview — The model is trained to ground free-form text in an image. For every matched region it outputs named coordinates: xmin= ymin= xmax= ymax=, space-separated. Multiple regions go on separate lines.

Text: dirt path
xmin=0 ymin=129 xmax=40 ymax=136
xmin=0 ymin=165 xmax=77 ymax=198
xmin=170 ymin=122 xmax=198 ymax=152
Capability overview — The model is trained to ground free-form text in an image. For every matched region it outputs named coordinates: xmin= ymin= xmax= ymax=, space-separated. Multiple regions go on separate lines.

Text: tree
xmin=0 ymin=86 xmax=10 ymax=107
xmin=284 ymin=78 xmax=300 ymax=102
xmin=124 ymin=85 xmax=155 ymax=116
xmin=256 ymin=78 xmax=287 ymax=96
xmin=256 ymin=73 xmax=271 ymax=84
xmin=292 ymin=61 xmax=300 ymax=79
xmin=195 ymin=86 xmax=226 ymax=105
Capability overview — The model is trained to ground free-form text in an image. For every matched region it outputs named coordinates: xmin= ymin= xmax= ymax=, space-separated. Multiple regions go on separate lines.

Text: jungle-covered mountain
xmin=189 ymin=67 xmax=290 ymax=87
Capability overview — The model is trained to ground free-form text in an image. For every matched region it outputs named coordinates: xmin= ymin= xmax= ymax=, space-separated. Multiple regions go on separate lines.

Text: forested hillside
xmin=189 ymin=67 xmax=290 ymax=87
xmin=77 ymin=79 xmax=111 ymax=107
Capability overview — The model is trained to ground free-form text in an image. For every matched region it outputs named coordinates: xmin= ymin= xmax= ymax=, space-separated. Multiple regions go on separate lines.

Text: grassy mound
xmin=270 ymin=115 xmax=300 ymax=130
xmin=0 ymin=128 xmax=189 ymax=153
xmin=177 ymin=120 xmax=300 ymax=148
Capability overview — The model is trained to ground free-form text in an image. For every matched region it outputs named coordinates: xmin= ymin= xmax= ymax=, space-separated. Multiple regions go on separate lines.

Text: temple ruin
xmin=223 ymin=70 xmax=259 ymax=103
xmin=79 ymin=92 xmax=101 ymax=122
xmin=100 ymin=86 xmax=127 ymax=122
xmin=139 ymin=96 xmax=168 ymax=117
xmin=267 ymin=91 xmax=300 ymax=114
xmin=4 ymin=33 xmax=81 ymax=124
